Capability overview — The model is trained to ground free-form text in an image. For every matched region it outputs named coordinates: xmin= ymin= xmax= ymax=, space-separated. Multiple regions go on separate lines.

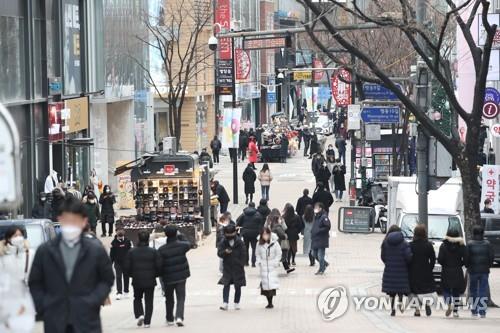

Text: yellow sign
xmin=293 ymin=71 xmax=312 ymax=81
xmin=64 ymin=96 xmax=89 ymax=133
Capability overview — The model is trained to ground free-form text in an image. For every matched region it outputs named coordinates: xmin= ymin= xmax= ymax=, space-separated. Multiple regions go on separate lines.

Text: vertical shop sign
xmin=215 ymin=0 xmax=231 ymax=60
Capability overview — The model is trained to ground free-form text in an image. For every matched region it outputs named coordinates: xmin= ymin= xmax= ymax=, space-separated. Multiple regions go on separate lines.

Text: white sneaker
xmin=219 ymin=303 xmax=228 ymax=311
xmin=116 ymin=294 xmax=122 ymax=300
xmin=453 ymin=312 xmax=459 ymax=318
xmin=123 ymin=292 xmax=129 ymax=299
xmin=166 ymin=321 xmax=175 ymax=326
xmin=144 ymin=324 xmax=150 ymax=328
xmin=137 ymin=315 xmax=144 ymax=327
xmin=176 ymin=318 xmax=184 ymax=327
xmin=234 ymin=303 xmax=241 ymax=310
xmin=471 ymin=313 xmax=479 ymax=319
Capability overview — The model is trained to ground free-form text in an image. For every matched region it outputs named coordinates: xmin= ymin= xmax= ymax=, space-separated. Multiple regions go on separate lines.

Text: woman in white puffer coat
xmin=256 ymin=227 xmax=282 ymax=309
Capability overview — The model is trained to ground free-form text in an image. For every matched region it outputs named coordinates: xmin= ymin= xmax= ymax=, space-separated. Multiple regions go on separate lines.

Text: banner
xmin=235 ymin=49 xmax=251 ymax=80
xmin=222 ymin=108 xmax=241 ymax=148
xmin=48 ymin=102 xmax=64 ymax=142
xmin=480 ymin=164 xmax=500 ymax=213
xmin=331 ymin=69 xmax=351 ymax=107
xmin=215 ymin=0 xmax=231 ymax=60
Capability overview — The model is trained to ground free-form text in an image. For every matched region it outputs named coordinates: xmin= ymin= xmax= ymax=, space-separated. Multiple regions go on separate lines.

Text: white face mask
xmin=10 ymin=236 xmax=24 ymax=248
xmin=61 ymin=225 xmax=82 ymax=243
xmin=106 ymin=189 xmax=111 ymax=193
xmin=314 ymin=209 xmax=321 ymax=214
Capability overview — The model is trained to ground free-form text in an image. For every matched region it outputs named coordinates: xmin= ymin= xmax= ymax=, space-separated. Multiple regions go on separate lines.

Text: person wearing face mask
xmin=0 ymin=226 xmax=31 ymax=282
xmin=32 ymin=192 xmax=50 ymax=219
xmin=255 ymin=227 xmax=282 ymax=309
xmin=217 ymin=224 xmax=247 ymax=311
xmin=312 ymin=182 xmax=334 ymax=214
xmin=317 ymin=161 xmax=332 ymax=192
xmin=29 ymin=197 xmax=114 ymax=333
xmin=110 ymin=229 xmax=132 ymax=300
xmin=99 ymin=185 xmax=116 ymax=237
xmin=311 ymin=203 xmax=331 ymax=275
xmin=83 ymin=191 xmax=100 ymax=234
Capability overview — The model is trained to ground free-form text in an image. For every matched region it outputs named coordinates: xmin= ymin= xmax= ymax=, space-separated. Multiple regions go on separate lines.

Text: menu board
xmin=341 ymin=207 xmax=373 ymax=233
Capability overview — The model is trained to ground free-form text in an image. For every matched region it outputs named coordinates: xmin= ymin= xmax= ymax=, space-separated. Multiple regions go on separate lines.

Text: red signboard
xmin=164 ymin=164 xmax=175 ymax=174
xmin=48 ymin=102 xmax=64 ymax=142
xmin=215 ymin=0 xmax=231 ymax=60
xmin=331 ymin=69 xmax=351 ymax=107
xmin=313 ymin=59 xmax=324 ymax=81
xmin=235 ymin=49 xmax=251 ymax=80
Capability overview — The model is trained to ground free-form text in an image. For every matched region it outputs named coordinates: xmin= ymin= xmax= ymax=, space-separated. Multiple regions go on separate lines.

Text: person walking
xmin=256 ymin=227 xmax=282 ymax=309
xmin=311 ymin=203 xmax=331 ymax=275
xmin=211 ymin=180 xmax=230 ymax=214
xmin=302 ymin=205 xmax=315 ymax=266
xmin=296 ymin=188 xmax=313 ymax=217
xmin=311 ymin=153 xmax=324 ymax=181
xmin=248 ymin=137 xmax=259 ymax=169
xmin=317 ymin=162 xmax=332 ymax=192
xmin=302 ymin=126 xmax=311 ymax=157
xmin=239 ymin=130 xmax=249 ymax=162
xmin=309 ymin=134 xmax=319 ymax=158
xmin=210 ymin=135 xmax=222 ymax=164
xmin=266 ymin=213 xmax=295 ymax=274
xmin=381 ymin=225 xmax=412 ymax=316
xmin=29 ymin=197 xmax=114 ymax=333
xmin=0 ymin=226 xmax=31 ymax=282
xmin=409 ymin=225 xmax=436 ymax=317
xmin=257 ymin=199 xmax=271 ymax=222
xmin=99 ymin=184 xmax=116 ymax=237
xmin=325 ymin=144 xmax=336 ymax=164
xmin=282 ymin=203 xmax=303 ymax=266
xmin=124 ymin=231 xmax=161 ymax=328
xmin=110 ymin=229 xmax=132 ymax=300
xmin=158 ymin=226 xmax=192 ymax=326
xmin=258 ymin=163 xmax=273 ymax=201
xmin=332 ymin=159 xmax=346 ymax=201
xmin=236 ymin=202 xmax=264 ymax=267
xmin=32 ymin=192 xmax=50 ymax=218
xmin=466 ymin=225 xmax=495 ymax=318
xmin=280 ymin=134 xmax=289 ymax=163
xmin=83 ymin=191 xmax=100 ymax=234
xmin=312 ymin=182 xmax=334 ymax=214
xmin=218 ymin=224 xmax=247 ymax=311
xmin=335 ymin=135 xmax=347 ymax=165
xmin=242 ymin=163 xmax=257 ymax=204
xmin=438 ymin=227 xmax=467 ymax=318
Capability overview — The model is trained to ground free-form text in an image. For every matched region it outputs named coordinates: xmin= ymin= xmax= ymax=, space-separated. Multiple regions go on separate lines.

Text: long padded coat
xmin=381 ymin=231 xmax=413 ymax=294
xmin=255 ymin=234 xmax=282 ymax=290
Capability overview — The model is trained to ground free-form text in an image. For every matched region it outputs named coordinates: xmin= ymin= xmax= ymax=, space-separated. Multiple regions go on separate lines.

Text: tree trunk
xmin=457 ymin=153 xmax=481 ymax=240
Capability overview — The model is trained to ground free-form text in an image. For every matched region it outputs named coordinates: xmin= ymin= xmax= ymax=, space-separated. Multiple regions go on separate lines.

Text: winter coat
xmin=32 ymin=201 xmax=50 ymax=219
xmin=270 ymin=222 xmax=289 ymax=251
xmin=317 ymin=166 xmax=331 ymax=186
xmin=28 ymin=235 xmax=114 ymax=333
xmin=302 ymin=219 xmax=314 ymax=254
xmin=237 ymin=207 xmax=264 ymax=240
xmin=248 ymin=141 xmax=260 ymax=163
xmin=312 ymin=189 xmax=334 ymax=211
xmin=438 ymin=236 xmax=466 ymax=292
xmin=99 ymin=193 xmax=116 ymax=216
xmin=325 ymin=149 xmax=336 ymax=163
xmin=124 ymin=243 xmax=161 ymax=289
xmin=332 ymin=163 xmax=346 ymax=191
xmin=0 ymin=240 xmax=32 ymax=282
xmin=217 ymin=236 xmax=247 ymax=287
xmin=335 ymin=137 xmax=346 ymax=153
xmin=310 ymin=136 xmax=319 ymax=155
xmin=239 ymin=133 xmax=249 ymax=150
xmin=210 ymin=139 xmax=222 ymax=151
xmin=296 ymin=195 xmax=313 ymax=217
xmin=199 ymin=152 xmax=213 ymax=168
xmin=242 ymin=166 xmax=257 ymax=194
xmin=381 ymin=231 xmax=412 ymax=294
xmin=280 ymin=137 xmax=289 ymax=156
xmin=158 ymin=238 xmax=191 ymax=285
xmin=466 ymin=236 xmax=495 ymax=274
xmin=311 ymin=212 xmax=331 ymax=249
xmin=284 ymin=214 xmax=303 ymax=241
xmin=257 ymin=204 xmax=271 ymax=221
xmin=256 ymin=234 xmax=282 ymax=290
xmin=409 ymin=239 xmax=436 ymax=294
xmin=84 ymin=200 xmax=100 ymax=229
xmin=258 ymin=170 xmax=273 ymax=186
xmin=214 ymin=184 xmax=230 ymax=205
xmin=311 ymin=156 xmax=323 ymax=177
xmin=110 ymin=237 xmax=132 ymax=267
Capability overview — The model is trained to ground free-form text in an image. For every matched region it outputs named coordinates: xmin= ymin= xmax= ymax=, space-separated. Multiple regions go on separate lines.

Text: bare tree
xmin=134 ymin=0 xmax=212 ymax=143
xmin=300 ymin=0 xmax=497 ymax=237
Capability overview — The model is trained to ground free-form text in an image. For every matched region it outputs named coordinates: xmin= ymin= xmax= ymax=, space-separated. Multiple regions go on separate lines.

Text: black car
xmin=480 ymin=214 xmax=500 ymax=263
xmin=0 ymin=219 xmax=57 ymax=250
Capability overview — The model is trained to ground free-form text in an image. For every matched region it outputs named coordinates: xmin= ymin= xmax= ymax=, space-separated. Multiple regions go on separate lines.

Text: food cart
xmin=259 ymin=114 xmax=299 ymax=162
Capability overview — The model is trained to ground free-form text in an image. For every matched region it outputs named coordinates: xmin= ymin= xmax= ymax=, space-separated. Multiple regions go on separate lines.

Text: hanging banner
xmin=222 ymin=108 xmax=242 ymax=148
xmin=331 ymin=69 xmax=351 ymax=107
xmin=48 ymin=102 xmax=64 ymax=142
xmin=480 ymin=164 xmax=500 ymax=213
xmin=313 ymin=59 xmax=324 ymax=81
xmin=215 ymin=0 xmax=231 ymax=60
xmin=235 ymin=49 xmax=251 ymax=80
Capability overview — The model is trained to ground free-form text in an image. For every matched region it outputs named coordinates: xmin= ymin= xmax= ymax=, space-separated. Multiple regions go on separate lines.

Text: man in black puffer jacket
xmin=466 ymin=225 xmax=495 ymax=318
xmin=158 ymin=226 xmax=191 ymax=327
xmin=124 ymin=231 xmax=161 ymax=328
xmin=236 ymin=202 xmax=264 ymax=267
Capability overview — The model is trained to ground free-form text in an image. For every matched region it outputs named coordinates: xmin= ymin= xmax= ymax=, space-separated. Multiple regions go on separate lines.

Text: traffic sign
xmin=483 ymin=102 xmax=499 ymax=119
xmin=362 ymin=83 xmax=402 ymax=101
xmin=485 ymin=87 xmax=500 ymax=104
xmin=347 ymin=104 xmax=361 ymax=130
xmin=361 ymin=106 xmax=400 ymax=123
xmin=267 ymin=76 xmax=276 ymax=103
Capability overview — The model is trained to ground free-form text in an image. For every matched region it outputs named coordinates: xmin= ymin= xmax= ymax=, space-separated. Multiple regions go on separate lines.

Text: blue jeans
xmin=261 ymin=185 xmax=270 ymax=200
xmin=442 ymin=288 xmax=460 ymax=312
xmin=335 ymin=190 xmax=343 ymax=199
xmin=469 ymin=273 xmax=489 ymax=316
xmin=313 ymin=248 xmax=329 ymax=272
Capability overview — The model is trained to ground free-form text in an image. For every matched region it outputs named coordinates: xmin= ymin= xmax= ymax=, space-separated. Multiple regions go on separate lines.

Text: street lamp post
xmin=230 ymin=35 xmax=238 ymax=204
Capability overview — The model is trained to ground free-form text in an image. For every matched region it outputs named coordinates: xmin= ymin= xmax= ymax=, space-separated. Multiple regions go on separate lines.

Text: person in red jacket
xmin=248 ymin=137 xmax=259 ymax=170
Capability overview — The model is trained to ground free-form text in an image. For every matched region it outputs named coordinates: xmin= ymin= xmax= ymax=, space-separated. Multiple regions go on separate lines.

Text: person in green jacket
xmin=83 ymin=191 xmax=100 ymax=234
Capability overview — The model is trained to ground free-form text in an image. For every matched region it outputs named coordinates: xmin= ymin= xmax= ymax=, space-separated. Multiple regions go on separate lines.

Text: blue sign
xmin=267 ymin=76 xmax=276 ymax=103
xmin=485 ymin=87 xmax=500 ymax=104
xmin=361 ymin=106 xmax=400 ymax=123
xmin=363 ymin=83 xmax=402 ymax=101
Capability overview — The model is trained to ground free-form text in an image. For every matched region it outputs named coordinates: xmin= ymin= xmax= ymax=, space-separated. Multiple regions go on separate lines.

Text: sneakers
xmin=471 ymin=313 xmax=480 ymax=319
xmin=445 ymin=305 xmax=452 ymax=317
xmin=116 ymin=293 xmax=122 ymax=300
xmin=286 ymin=268 xmax=296 ymax=274
xmin=137 ymin=315 xmax=144 ymax=327
xmin=167 ymin=321 xmax=175 ymax=326
xmin=314 ymin=270 xmax=324 ymax=275
xmin=123 ymin=292 xmax=129 ymax=299
xmin=480 ymin=314 xmax=486 ymax=318
xmin=176 ymin=318 xmax=184 ymax=327
xmin=234 ymin=303 xmax=241 ymax=310
xmin=453 ymin=312 xmax=459 ymax=318
xmin=219 ymin=303 xmax=228 ymax=311
xmin=144 ymin=324 xmax=150 ymax=328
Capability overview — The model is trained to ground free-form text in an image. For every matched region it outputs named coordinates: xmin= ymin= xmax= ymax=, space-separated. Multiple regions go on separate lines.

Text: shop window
xmin=0 ymin=16 xmax=26 ymax=102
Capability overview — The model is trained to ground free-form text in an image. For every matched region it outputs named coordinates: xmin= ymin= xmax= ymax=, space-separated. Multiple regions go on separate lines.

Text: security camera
xmin=208 ymin=36 xmax=218 ymax=51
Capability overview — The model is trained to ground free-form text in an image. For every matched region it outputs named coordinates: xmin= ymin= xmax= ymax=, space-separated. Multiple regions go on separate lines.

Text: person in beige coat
xmin=258 ymin=163 xmax=273 ymax=201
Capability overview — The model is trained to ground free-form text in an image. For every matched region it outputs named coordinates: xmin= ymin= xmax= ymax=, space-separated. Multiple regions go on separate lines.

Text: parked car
xmin=0 ymin=219 xmax=57 ymax=250
xmin=480 ymin=214 xmax=500 ymax=264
